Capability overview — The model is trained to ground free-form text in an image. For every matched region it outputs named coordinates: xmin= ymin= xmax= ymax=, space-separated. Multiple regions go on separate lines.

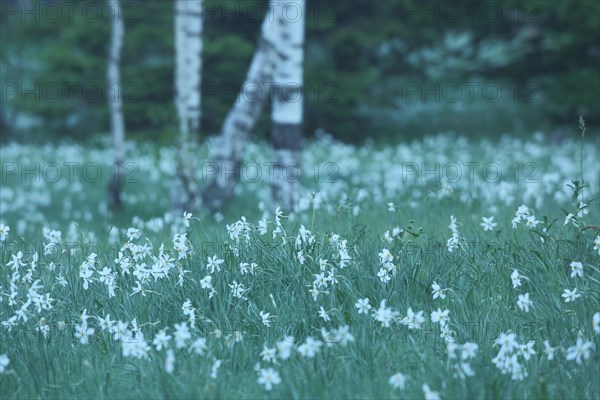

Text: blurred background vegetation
xmin=1 ymin=0 xmax=599 ymax=144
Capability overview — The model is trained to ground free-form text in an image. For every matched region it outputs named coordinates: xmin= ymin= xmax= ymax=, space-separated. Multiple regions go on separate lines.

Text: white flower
xmin=480 ymin=216 xmax=497 ymax=231
xmin=260 ymin=345 xmax=277 ymax=363
xmin=320 ymin=328 xmax=337 ymax=347
xmin=37 ymin=318 xmax=50 ymax=338
xmin=447 ymin=233 xmax=460 ymax=252
xmin=495 ymin=332 xmax=517 ymax=354
xmin=401 ymin=307 xmax=425 ymax=330
xmin=377 ymin=268 xmax=391 ymax=283
xmin=258 ymin=218 xmax=268 ymax=235
xmin=510 ymin=270 xmax=522 ymax=289
xmin=593 ymin=312 xmax=600 ymax=335
xmin=562 ymin=288 xmax=581 ymax=303
xmin=388 ymin=372 xmax=406 ymax=389
xmin=378 ymin=249 xmax=393 ymax=264
xmin=594 ymin=236 xmax=600 ymax=256
xmin=174 ymin=322 xmax=191 ymax=349
xmin=110 ymin=320 xmax=129 ymax=342
xmin=200 ymin=275 xmax=213 ymax=289
xmin=153 ymin=329 xmax=171 ymax=351
xmin=276 ymin=336 xmax=294 ymax=360
xmin=165 ymin=349 xmax=175 ymax=374
xmin=182 ymin=299 xmax=196 ymax=323
xmin=0 ymin=354 xmax=10 ymax=373
xmin=422 ymin=384 xmax=441 ymax=400
xmin=229 ymin=281 xmax=247 ymax=300
xmin=97 ymin=314 xmax=114 ymax=331
xmin=308 ymin=286 xmax=319 ymax=302
xmin=260 ymin=311 xmax=272 ymax=327
xmin=313 ymin=273 xmax=328 ymax=289
xmin=0 ymin=224 xmax=9 ymax=241
xmin=74 ymin=324 xmax=94 ymax=344
xmin=519 ymin=341 xmax=536 ymax=360
xmin=448 ymin=215 xmax=459 ymax=233
xmin=339 ymin=248 xmax=351 ymax=269
xmin=577 ymin=202 xmax=588 ymax=218
xmin=526 ymin=215 xmax=540 ymax=228
xmin=190 ymin=338 xmax=208 ymax=355
xmin=461 ymin=342 xmax=478 ymax=360
xmin=570 ymin=261 xmax=583 ymax=278
xmin=240 ymin=262 xmax=256 ymax=275
xmin=543 ymin=340 xmax=556 ymax=360
xmin=432 ymin=281 xmax=447 ymax=299
xmin=318 ymin=307 xmax=330 ymax=322
xmin=565 ymin=337 xmax=594 ymax=364
xmin=207 ymin=255 xmax=224 ymax=274
xmin=126 ymin=227 xmax=140 ymax=241
xmin=355 ymin=298 xmax=372 ymax=314
xmin=319 ymin=258 xmax=329 ymax=271
xmin=80 ymin=309 xmax=91 ymax=325
xmin=517 ymin=293 xmax=533 ymax=312
xmin=131 ymin=281 xmax=146 ymax=297
xmin=564 ymin=213 xmax=575 ymax=226
xmin=430 ymin=308 xmax=450 ymax=326
xmin=297 ymin=337 xmax=321 ymax=358
xmin=387 ymin=202 xmax=395 ymax=212
xmin=183 ymin=211 xmax=192 ymax=228
xmin=334 ymin=325 xmax=354 ymax=346
xmin=257 ymin=368 xmax=281 ymax=391
xmin=172 ymin=233 xmax=191 ymax=259
xmin=383 ymin=231 xmax=393 ymax=243
xmin=454 ymin=362 xmax=475 ymax=379
xmin=374 ymin=300 xmax=397 ymax=328
xmin=210 ymin=359 xmax=221 ymax=379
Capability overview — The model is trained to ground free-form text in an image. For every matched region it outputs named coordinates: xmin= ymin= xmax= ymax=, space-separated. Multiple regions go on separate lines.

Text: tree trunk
xmin=270 ymin=0 xmax=305 ymax=211
xmin=172 ymin=0 xmax=203 ymax=212
xmin=107 ymin=0 xmax=125 ymax=209
xmin=200 ymin=1 xmax=279 ymax=212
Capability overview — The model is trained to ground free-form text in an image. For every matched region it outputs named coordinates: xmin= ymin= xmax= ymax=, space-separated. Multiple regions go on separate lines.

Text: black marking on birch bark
xmin=179 ymin=11 xmax=203 ymax=17
xmin=184 ymin=28 xmax=203 ymax=36
xmin=273 ymin=84 xmax=302 ymax=104
xmin=275 ymin=50 xmax=290 ymax=61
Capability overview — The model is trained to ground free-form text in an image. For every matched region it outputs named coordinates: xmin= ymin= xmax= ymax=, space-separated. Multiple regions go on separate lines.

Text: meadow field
xmin=0 ymin=131 xmax=599 ymax=399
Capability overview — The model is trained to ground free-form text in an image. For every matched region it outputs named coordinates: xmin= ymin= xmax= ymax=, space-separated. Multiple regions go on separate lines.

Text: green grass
xmin=0 ymin=133 xmax=599 ymax=399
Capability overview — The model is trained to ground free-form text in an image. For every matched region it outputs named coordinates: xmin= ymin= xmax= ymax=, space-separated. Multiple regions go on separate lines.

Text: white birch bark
xmin=270 ymin=0 xmax=305 ymax=211
xmin=172 ymin=0 xmax=203 ymax=211
xmin=201 ymin=1 xmax=279 ymax=211
xmin=107 ymin=0 xmax=125 ymax=209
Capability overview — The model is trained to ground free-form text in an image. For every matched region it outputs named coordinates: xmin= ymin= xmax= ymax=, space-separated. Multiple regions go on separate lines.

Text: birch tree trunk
xmin=107 ymin=0 xmax=125 ymax=209
xmin=200 ymin=1 xmax=279 ymax=212
xmin=172 ymin=0 xmax=203 ymax=212
xmin=270 ymin=0 xmax=305 ymax=211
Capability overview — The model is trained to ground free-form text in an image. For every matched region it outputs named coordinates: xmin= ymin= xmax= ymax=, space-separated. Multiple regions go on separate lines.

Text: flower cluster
xmin=492 ymin=332 xmax=535 ymax=381
xmin=446 ymin=215 xmax=463 ymax=252
xmin=431 ymin=308 xmax=454 ymax=342
xmin=447 ymin=342 xmax=478 ymax=379
xmin=377 ymin=248 xmax=396 ymax=283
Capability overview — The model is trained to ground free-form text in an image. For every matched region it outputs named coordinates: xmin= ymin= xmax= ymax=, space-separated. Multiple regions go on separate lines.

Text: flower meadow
xmin=0 ymin=131 xmax=599 ymax=399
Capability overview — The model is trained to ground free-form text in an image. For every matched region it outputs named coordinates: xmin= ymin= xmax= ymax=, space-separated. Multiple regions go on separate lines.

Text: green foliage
xmin=0 ymin=0 xmax=598 ymax=143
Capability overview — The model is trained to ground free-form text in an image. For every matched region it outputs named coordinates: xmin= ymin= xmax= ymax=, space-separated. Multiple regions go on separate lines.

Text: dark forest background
xmin=1 ymin=0 xmax=599 ymax=144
